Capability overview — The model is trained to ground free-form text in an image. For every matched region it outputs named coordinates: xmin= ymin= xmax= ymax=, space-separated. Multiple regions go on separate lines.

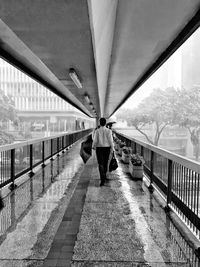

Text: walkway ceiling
xmin=0 ymin=0 xmax=200 ymax=118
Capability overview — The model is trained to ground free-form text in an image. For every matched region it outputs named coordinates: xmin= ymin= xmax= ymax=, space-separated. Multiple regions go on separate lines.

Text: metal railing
xmin=114 ymin=131 xmax=200 ymax=239
xmin=0 ymin=129 xmax=92 ymax=189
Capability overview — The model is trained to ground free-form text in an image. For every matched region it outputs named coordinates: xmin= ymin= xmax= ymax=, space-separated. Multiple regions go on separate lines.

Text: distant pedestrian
xmin=92 ymin=118 xmax=114 ymax=186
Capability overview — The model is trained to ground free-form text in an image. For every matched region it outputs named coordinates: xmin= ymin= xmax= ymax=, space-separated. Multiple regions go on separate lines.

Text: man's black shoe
xmin=100 ymin=181 xmax=105 ymax=186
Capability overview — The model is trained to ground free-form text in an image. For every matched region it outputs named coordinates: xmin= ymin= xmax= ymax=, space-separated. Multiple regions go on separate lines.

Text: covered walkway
xmin=0 ymin=140 xmax=199 ymax=267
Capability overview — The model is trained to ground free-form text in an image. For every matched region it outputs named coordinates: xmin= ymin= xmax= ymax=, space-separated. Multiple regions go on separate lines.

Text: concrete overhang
xmin=0 ymin=0 xmax=199 ymax=118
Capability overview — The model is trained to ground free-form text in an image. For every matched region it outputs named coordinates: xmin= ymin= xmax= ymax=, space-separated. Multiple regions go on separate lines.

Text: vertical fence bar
xmin=141 ymin=146 xmax=144 ymax=157
xmin=134 ymin=142 xmax=136 ymax=154
xmin=196 ymin=174 xmax=199 ymax=237
xmin=57 ymin=137 xmax=60 ymax=157
xmin=62 ymin=136 xmax=65 ymax=153
xmin=180 ymin=165 xmax=183 ymax=201
xmin=148 ymin=150 xmax=154 ymax=192
xmin=188 ymin=169 xmax=191 ymax=226
xmin=29 ymin=144 xmax=34 ymax=177
xmin=165 ymin=159 xmax=172 ymax=212
xmin=66 ymin=135 xmax=69 ymax=149
xmin=50 ymin=139 xmax=53 ymax=161
xmin=42 ymin=141 xmax=45 ymax=167
xmin=9 ymin=149 xmax=16 ymax=191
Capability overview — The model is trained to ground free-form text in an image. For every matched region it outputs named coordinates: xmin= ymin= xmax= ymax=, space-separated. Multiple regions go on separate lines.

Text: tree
xmin=116 ymin=87 xmax=180 ymax=145
xmin=115 ymin=108 xmax=134 ymax=127
xmin=175 ymin=86 xmax=200 ymax=160
xmin=116 ymin=86 xmax=200 ymax=161
xmin=0 ymin=89 xmax=19 ymax=145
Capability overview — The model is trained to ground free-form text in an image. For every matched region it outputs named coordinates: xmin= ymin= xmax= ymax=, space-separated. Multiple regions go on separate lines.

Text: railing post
xmin=134 ymin=142 xmax=136 ymax=154
xmin=50 ymin=139 xmax=54 ymax=161
xmin=148 ymin=150 xmax=154 ymax=193
xmin=66 ymin=135 xmax=69 ymax=150
xmin=9 ymin=149 xmax=17 ymax=191
xmin=165 ymin=159 xmax=173 ymax=212
xmin=57 ymin=137 xmax=60 ymax=157
xmin=141 ymin=146 xmax=144 ymax=157
xmin=29 ymin=144 xmax=34 ymax=177
xmin=62 ymin=136 xmax=65 ymax=153
xmin=42 ymin=141 xmax=45 ymax=168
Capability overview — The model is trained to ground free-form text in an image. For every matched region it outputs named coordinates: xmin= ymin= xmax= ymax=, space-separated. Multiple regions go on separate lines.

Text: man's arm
xmin=92 ymin=130 xmax=97 ymax=150
xmin=108 ymin=130 xmax=115 ymax=151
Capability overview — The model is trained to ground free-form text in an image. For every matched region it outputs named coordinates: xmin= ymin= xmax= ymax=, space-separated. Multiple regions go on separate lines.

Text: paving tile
xmin=61 ymin=245 xmax=74 ymax=252
xmin=71 ymin=261 xmax=189 ymax=267
xmin=54 ymin=234 xmax=67 ymax=240
xmin=47 ymin=251 xmax=60 ymax=259
xmin=62 ymin=216 xmax=73 ymax=221
xmin=43 ymin=259 xmax=57 ymax=267
xmin=56 ymin=259 xmax=71 ymax=267
xmin=59 ymin=251 xmax=73 ymax=259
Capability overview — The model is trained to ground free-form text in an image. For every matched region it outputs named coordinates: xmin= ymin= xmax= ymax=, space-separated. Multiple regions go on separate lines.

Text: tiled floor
xmin=0 ymin=141 xmax=200 ymax=267
xmin=43 ymin=160 xmax=93 ymax=267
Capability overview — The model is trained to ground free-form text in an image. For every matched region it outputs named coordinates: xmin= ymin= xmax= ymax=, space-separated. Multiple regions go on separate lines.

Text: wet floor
xmin=0 ymin=141 xmax=200 ymax=267
xmin=71 ymin=157 xmax=200 ymax=267
xmin=0 ymin=142 xmax=85 ymax=267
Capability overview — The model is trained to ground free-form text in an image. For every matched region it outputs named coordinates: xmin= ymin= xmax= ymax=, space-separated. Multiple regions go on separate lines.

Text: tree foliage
xmin=116 ymin=86 xmax=200 ymax=160
xmin=0 ymin=89 xmax=18 ymax=145
xmin=0 ymin=89 xmax=18 ymax=122
xmin=116 ymin=87 xmax=180 ymax=145
xmin=175 ymin=86 xmax=200 ymax=160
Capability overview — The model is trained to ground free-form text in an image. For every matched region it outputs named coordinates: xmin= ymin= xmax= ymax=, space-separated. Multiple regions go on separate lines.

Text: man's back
xmin=93 ymin=126 xmax=114 ymax=150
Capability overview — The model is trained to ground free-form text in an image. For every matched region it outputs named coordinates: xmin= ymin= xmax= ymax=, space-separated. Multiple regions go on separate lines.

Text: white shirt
xmin=92 ymin=126 xmax=114 ymax=150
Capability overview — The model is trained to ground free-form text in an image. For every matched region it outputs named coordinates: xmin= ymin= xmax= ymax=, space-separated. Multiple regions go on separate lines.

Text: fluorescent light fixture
xmin=84 ymin=93 xmax=90 ymax=103
xmin=69 ymin=68 xmax=82 ymax=89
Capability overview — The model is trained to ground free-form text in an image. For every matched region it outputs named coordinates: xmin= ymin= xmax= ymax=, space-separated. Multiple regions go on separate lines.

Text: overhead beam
xmin=87 ymin=0 xmax=118 ymax=117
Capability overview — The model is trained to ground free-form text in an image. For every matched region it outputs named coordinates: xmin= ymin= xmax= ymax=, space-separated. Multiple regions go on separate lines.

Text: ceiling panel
xmin=104 ymin=0 xmax=200 ymax=117
xmin=0 ymin=0 xmax=99 ymax=117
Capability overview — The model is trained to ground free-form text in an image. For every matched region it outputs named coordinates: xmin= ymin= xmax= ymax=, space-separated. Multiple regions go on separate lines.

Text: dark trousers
xmin=96 ymin=147 xmax=111 ymax=182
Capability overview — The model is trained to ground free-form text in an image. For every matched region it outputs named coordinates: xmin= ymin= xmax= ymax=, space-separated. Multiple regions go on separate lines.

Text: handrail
xmin=114 ymin=130 xmax=200 ymax=241
xmin=0 ymin=129 xmax=93 ymax=190
xmin=0 ymin=129 xmax=91 ymax=152
xmin=116 ymin=131 xmax=200 ymax=173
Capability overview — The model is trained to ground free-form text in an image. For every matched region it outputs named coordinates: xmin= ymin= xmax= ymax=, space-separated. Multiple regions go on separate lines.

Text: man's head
xmin=99 ymin=117 xmax=106 ymax=126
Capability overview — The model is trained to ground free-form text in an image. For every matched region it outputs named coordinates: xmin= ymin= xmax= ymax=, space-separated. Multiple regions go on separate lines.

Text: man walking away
xmin=92 ymin=118 xmax=115 ymax=186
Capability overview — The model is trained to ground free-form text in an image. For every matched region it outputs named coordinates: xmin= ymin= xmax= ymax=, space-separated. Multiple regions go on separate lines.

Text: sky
xmin=120 ymin=46 xmax=183 ymax=110
xmin=120 ymin=27 xmax=200 ymax=111
xmin=121 ymin=68 xmax=164 ymax=109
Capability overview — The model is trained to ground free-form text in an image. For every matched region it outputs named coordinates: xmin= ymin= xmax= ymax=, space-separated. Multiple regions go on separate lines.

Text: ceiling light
xmin=84 ymin=93 xmax=90 ymax=103
xmin=69 ymin=68 xmax=82 ymax=89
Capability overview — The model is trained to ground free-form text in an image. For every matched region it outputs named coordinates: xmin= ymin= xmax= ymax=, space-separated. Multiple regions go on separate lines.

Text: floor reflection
xmin=0 ymin=143 xmax=84 ymax=262
xmin=117 ymin=160 xmax=200 ymax=266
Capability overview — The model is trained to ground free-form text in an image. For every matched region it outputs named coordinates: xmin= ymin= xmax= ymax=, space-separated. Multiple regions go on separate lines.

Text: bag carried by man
xmin=109 ymin=152 xmax=118 ymax=172
xmin=80 ymin=135 xmax=93 ymax=163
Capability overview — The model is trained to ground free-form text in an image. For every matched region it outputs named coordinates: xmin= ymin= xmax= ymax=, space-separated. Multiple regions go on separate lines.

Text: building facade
xmin=0 ymin=58 xmax=94 ymax=139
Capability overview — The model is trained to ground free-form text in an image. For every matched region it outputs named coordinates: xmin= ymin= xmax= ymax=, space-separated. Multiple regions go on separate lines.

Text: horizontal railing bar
xmin=0 ymin=129 xmax=93 ymax=189
xmin=115 ymin=131 xmax=200 ymax=173
xmin=0 ymin=129 xmax=92 ymax=153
